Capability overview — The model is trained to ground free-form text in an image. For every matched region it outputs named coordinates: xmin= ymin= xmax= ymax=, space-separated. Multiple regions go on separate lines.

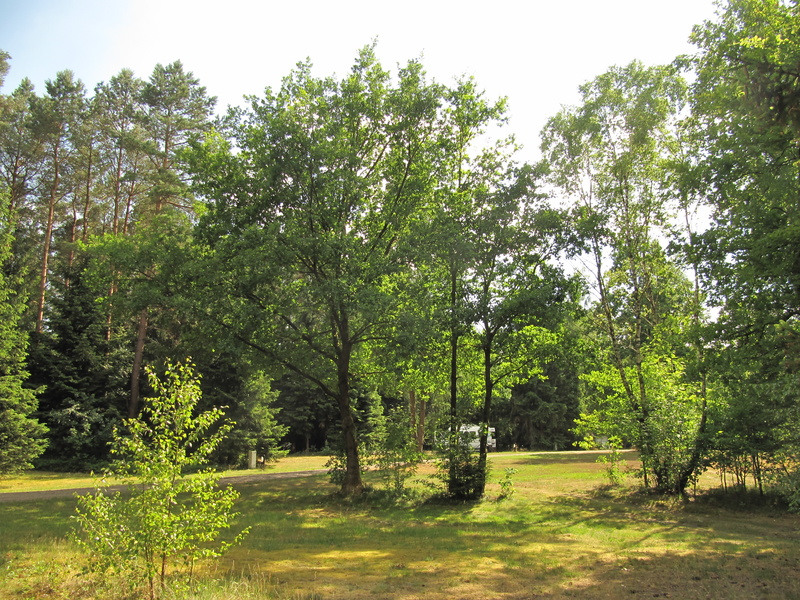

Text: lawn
xmin=0 ymin=454 xmax=331 ymax=494
xmin=1 ymin=451 xmax=799 ymax=599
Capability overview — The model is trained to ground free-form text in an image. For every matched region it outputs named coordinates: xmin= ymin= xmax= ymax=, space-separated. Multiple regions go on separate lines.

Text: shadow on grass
xmin=215 ymin=475 xmax=800 ymax=599
xmin=3 ymin=469 xmax=800 ymax=599
xmin=0 ymin=496 xmax=77 ymax=553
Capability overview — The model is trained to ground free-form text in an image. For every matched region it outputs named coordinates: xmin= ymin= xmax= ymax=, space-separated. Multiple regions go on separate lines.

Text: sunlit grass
xmin=0 ymin=471 xmax=122 ymax=493
xmin=2 ymin=451 xmax=799 ymax=599
xmin=0 ymin=454 xmax=332 ymax=494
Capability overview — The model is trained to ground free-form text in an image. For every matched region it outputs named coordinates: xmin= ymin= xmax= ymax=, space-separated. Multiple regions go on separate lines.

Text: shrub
xmin=368 ymin=407 xmax=425 ymax=497
xmin=497 ymin=467 xmax=518 ymax=500
xmin=597 ymin=436 xmax=629 ymax=486
xmin=433 ymin=438 xmax=486 ymax=501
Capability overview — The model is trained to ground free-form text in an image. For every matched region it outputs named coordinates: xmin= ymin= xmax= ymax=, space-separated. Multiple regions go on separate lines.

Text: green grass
xmin=0 ymin=454 xmax=331 ymax=494
xmin=2 ymin=451 xmax=800 ymax=599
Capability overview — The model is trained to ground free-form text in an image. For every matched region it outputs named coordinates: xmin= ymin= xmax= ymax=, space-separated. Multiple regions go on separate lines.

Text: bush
xmin=433 ymin=439 xmax=486 ymax=501
xmin=597 ymin=436 xmax=629 ymax=486
xmin=366 ymin=407 xmax=424 ymax=497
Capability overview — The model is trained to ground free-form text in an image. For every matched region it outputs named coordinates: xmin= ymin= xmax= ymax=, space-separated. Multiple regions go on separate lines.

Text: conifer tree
xmin=0 ymin=190 xmax=47 ymax=473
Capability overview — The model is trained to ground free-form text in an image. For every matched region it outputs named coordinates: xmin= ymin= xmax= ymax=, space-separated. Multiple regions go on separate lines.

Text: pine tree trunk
xmin=36 ymin=188 xmax=57 ymax=334
xmin=417 ymin=394 xmax=426 ymax=452
xmin=129 ymin=308 xmax=148 ymax=417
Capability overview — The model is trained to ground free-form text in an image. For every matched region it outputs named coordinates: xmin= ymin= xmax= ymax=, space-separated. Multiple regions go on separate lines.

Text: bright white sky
xmin=1 ymin=0 xmax=719 ymax=163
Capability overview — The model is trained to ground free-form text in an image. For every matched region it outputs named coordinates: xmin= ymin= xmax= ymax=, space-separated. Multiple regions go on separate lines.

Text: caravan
xmin=459 ymin=425 xmax=496 ymax=451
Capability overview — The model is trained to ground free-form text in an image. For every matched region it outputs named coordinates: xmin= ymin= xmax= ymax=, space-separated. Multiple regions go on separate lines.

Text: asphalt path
xmin=0 ymin=469 xmax=327 ymax=503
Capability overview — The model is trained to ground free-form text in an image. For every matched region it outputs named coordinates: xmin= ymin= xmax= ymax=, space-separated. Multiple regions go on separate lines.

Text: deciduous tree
xmin=542 ymin=61 xmax=706 ymax=493
xmin=187 ymin=47 xmax=442 ymax=495
xmin=73 ymin=362 xmax=247 ymax=599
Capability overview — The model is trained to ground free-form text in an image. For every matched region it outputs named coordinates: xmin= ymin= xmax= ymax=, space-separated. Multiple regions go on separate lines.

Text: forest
xmin=1 ymin=0 xmax=799 ymax=503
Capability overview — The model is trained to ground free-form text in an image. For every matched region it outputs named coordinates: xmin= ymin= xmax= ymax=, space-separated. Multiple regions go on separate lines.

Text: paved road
xmin=0 ymin=469 xmax=327 ymax=503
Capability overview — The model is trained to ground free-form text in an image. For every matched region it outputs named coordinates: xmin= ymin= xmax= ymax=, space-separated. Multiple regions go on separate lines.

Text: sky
xmin=0 ymin=0 xmax=720 ymax=163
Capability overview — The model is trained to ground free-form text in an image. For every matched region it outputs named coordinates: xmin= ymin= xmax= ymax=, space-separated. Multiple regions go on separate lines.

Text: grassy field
xmin=1 ymin=451 xmax=799 ymax=599
xmin=0 ymin=454 xmax=331 ymax=494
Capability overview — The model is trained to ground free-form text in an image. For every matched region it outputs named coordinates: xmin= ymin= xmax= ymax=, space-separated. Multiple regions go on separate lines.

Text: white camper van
xmin=459 ymin=425 xmax=496 ymax=451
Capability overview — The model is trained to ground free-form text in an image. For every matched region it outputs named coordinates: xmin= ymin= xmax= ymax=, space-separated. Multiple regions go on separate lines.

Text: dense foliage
xmin=2 ymin=0 xmax=800 ymax=502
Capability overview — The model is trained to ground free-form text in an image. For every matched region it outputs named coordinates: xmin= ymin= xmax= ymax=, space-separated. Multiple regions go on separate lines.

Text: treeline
xmin=0 ymin=49 xmax=582 ymax=479
xmin=1 ymin=0 xmax=799 ymax=502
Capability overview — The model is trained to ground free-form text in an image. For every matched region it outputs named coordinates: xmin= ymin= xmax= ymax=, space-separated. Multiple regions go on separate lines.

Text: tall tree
xmin=0 ymin=50 xmax=7 ymax=87
xmin=685 ymin=0 xmax=800 ymax=501
xmin=94 ymin=69 xmax=150 ymax=236
xmin=141 ymin=61 xmax=215 ymax=215
xmin=0 ymin=63 xmax=44 ymax=331
xmin=187 ymin=47 xmax=443 ymax=495
xmin=0 ymin=74 xmax=43 ymax=221
xmin=542 ymin=61 xmax=707 ymax=493
xmin=462 ymin=164 xmax=571 ymax=492
xmin=0 ymin=189 xmax=47 ymax=473
xmin=689 ymin=0 xmax=800 ymax=338
xmin=126 ymin=61 xmax=214 ymax=417
xmin=423 ymin=79 xmax=511 ymax=495
xmin=29 ymin=70 xmax=86 ymax=333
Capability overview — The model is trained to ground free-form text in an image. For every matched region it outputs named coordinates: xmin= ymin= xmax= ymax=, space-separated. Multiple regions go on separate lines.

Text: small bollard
xmin=248 ymin=450 xmax=257 ymax=469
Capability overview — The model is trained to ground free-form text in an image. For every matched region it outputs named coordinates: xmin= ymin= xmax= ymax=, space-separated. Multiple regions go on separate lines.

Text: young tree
xmin=73 ymin=362 xmax=247 ymax=599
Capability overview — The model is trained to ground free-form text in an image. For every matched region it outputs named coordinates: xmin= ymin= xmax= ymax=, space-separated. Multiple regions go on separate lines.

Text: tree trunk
xmin=36 ymin=189 xmax=57 ymax=334
xmin=36 ymin=126 xmax=64 ymax=334
xmin=417 ymin=393 xmax=426 ymax=452
xmin=409 ymin=389 xmax=417 ymax=442
xmin=448 ymin=265 xmax=460 ymax=494
xmin=81 ymin=140 xmax=94 ymax=242
xmin=408 ymin=390 xmax=426 ymax=452
xmin=335 ymin=336 xmax=363 ymax=496
xmin=477 ymin=338 xmax=493 ymax=496
xmin=112 ymin=145 xmax=124 ymax=235
xmin=129 ymin=308 xmax=148 ymax=417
